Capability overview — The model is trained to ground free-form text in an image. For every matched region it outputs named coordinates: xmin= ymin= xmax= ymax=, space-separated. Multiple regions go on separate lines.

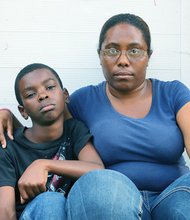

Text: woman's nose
xmin=117 ymin=51 xmax=130 ymax=67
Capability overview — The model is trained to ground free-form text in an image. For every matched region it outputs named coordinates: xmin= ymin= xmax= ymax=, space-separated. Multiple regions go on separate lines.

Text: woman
xmin=1 ymin=13 xmax=190 ymax=220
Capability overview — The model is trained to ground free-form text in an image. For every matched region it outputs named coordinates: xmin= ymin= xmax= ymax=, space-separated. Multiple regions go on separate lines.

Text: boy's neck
xmin=24 ymin=119 xmax=65 ymax=143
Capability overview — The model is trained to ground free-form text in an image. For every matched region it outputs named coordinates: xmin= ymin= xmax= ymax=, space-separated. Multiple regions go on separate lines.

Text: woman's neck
xmin=106 ymin=79 xmax=149 ymax=100
xmin=106 ymin=79 xmax=152 ymax=118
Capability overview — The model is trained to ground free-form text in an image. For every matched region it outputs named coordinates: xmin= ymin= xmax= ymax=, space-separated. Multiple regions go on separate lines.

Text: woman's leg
xmin=20 ymin=192 xmax=66 ymax=220
xmin=151 ymin=172 xmax=190 ymax=220
xmin=66 ymin=169 xmax=143 ymax=220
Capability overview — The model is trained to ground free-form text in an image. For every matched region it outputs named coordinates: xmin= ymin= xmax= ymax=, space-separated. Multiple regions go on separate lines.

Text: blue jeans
xmin=142 ymin=172 xmax=190 ymax=220
xmin=66 ymin=169 xmax=142 ymax=220
xmin=20 ymin=170 xmax=142 ymax=220
xmin=20 ymin=170 xmax=190 ymax=220
xmin=19 ymin=191 xmax=67 ymax=220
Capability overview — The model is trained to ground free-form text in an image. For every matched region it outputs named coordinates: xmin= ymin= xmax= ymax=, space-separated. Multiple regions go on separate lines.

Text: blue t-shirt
xmin=68 ymin=79 xmax=190 ymax=191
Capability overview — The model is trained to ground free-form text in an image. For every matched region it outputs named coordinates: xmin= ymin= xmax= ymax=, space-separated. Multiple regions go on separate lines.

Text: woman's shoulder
xmin=151 ymin=78 xmax=190 ymax=112
xmin=71 ymin=81 xmax=105 ymax=96
xmin=151 ymin=78 xmax=189 ymax=91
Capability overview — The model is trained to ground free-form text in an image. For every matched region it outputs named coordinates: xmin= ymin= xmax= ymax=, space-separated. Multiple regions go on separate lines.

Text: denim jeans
xmin=142 ymin=172 xmax=190 ymax=220
xmin=20 ymin=170 xmax=190 ymax=220
xmin=19 ymin=191 xmax=67 ymax=220
xmin=66 ymin=169 xmax=142 ymax=220
xmin=20 ymin=170 xmax=142 ymax=220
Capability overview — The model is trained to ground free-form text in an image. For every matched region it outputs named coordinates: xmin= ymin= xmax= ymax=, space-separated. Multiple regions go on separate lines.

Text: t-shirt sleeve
xmin=171 ymin=81 xmax=190 ymax=114
xmin=68 ymin=87 xmax=87 ymax=121
xmin=0 ymin=147 xmax=17 ymax=187
xmin=69 ymin=119 xmax=93 ymax=158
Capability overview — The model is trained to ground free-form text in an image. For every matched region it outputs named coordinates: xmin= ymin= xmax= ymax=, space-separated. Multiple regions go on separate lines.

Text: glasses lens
xmin=101 ymin=48 xmax=147 ymax=60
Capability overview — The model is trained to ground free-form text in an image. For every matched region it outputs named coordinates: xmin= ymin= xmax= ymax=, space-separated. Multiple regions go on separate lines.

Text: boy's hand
xmin=0 ymin=109 xmax=14 ymax=148
xmin=18 ymin=159 xmax=48 ymax=204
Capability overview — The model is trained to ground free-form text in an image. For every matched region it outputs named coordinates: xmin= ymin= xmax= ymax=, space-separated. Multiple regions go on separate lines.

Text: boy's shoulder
xmin=0 ymin=127 xmax=25 ymax=153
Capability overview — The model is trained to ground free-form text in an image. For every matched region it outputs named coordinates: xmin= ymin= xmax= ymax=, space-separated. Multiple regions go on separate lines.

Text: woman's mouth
xmin=113 ymin=71 xmax=133 ymax=80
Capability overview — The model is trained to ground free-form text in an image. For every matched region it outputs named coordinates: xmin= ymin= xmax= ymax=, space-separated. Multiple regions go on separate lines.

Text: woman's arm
xmin=0 ymin=105 xmax=72 ymax=148
xmin=18 ymin=141 xmax=104 ymax=203
xmin=177 ymin=101 xmax=190 ymax=158
xmin=0 ymin=186 xmax=16 ymax=220
xmin=0 ymin=109 xmax=23 ymax=148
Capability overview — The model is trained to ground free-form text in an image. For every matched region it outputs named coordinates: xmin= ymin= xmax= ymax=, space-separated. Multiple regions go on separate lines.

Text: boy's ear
xmin=18 ymin=105 xmax=29 ymax=120
xmin=63 ymin=88 xmax=70 ymax=103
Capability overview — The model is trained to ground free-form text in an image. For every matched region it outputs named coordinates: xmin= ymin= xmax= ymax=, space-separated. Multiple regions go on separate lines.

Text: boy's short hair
xmin=14 ymin=63 xmax=64 ymax=105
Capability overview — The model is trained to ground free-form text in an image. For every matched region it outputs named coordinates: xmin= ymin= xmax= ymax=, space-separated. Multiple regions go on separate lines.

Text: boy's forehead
xmin=29 ymin=68 xmax=54 ymax=76
xmin=23 ymin=68 xmax=56 ymax=80
xmin=19 ymin=68 xmax=58 ymax=88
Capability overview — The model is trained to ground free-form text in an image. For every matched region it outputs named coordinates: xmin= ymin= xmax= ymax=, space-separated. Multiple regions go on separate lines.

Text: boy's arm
xmin=18 ymin=141 xmax=104 ymax=202
xmin=46 ymin=140 xmax=104 ymax=178
xmin=0 ymin=186 xmax=16 ymax=220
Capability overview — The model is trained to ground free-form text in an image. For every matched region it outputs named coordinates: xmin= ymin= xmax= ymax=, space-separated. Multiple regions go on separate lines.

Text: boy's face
xmin=18 ymin=68 xmax=66 ymax=126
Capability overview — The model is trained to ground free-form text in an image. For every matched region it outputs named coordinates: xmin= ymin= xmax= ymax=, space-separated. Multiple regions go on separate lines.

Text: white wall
xmin=0 ymin=0 xmax=190 ymax=162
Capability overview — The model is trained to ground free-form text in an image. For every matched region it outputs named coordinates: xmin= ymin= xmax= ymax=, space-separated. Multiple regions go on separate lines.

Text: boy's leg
xmin=20 ymin=192 xmax=66 ymax=220
xmin=66 ymin=169 xmax=143 ymax=220
xmin=152 ymin=172 xmax=190 ymax=220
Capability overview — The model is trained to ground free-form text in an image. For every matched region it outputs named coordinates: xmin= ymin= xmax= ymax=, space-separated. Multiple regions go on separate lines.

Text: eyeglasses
xmin=100 ymin=48 xmax=148 ymax=61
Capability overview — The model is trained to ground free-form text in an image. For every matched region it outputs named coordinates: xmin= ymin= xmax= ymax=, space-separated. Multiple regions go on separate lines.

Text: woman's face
xmin=99 ymin=23 xmax=150 ymax=93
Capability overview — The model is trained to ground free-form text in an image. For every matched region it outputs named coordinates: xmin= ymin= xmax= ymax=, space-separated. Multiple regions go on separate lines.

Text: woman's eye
xmin=129 ymin=48 xmax=141 ymax=55
xmin=131 ymin=48 xmax=140 ymax=54
xmin=109 ymin=48 xmax=119 ymax=55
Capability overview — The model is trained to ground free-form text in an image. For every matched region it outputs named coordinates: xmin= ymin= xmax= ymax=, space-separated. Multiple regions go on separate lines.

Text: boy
xmin=0 ymin=63 xmax=104 ymax=219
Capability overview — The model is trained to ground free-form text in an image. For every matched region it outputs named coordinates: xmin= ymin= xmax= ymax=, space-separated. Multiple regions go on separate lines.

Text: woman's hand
xmin=0 ymin=109 xmax=14 ymax=148
xmin=18 ymin=159 xmax=48 ymax=204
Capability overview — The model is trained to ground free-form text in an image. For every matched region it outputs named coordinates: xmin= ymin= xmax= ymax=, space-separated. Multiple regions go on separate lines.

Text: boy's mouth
xmin=40 ymin=104 xmax=55 ymax=113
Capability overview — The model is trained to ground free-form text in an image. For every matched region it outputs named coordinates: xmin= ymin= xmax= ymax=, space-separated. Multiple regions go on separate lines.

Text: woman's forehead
xmin=102 ymin=23 xmax=145 ymax=46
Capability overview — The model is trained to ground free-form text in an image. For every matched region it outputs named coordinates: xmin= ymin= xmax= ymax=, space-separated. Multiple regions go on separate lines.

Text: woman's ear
xmin=148 ymin=49 xmax=153 ymax=58
xmin=97 ymin=49 xmax=102 ymax=66
xmin=18 ymin=105 xmax=29 ymax=120
xmin=63 ymin=88 xmax=70 ymax=103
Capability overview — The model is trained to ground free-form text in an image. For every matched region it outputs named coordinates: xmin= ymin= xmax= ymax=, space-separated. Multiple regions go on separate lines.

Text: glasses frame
xmin=100 ymin=47 xmax=149 ymax=61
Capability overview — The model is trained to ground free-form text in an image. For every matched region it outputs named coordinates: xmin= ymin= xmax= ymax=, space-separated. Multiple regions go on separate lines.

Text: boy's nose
xmin=38 ymin=93 xmax=48 ymax=102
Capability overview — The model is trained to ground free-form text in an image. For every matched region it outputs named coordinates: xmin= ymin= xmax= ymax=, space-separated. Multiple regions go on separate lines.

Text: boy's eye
xmin=47 ymin=85 xmax=55 ymax=89
xmin=26 ymin=93 xmax=36 ymax=99
xmin=47 ymin=85 xmax=56 ymax=90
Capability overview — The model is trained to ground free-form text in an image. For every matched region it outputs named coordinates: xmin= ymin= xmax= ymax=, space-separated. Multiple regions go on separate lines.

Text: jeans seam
xmin=141 ymin=191 xmax=150 ymax=212
xmin=151 ymin=186 xmax=190 ymax=212
xmin=110 ymin=183 xmax=118 ymax=220
xmin=138 ymin=196 xmax=143 ymax=220
xmin=78 ymin=183 xmax=88 ymax=220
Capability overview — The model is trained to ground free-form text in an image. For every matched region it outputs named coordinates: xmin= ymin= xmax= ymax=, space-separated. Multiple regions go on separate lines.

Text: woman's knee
xmin=73 ymin=169 xmax=139 ymax=188
xmin=152 ymin=189 xmax=190 ymax=220
xmin=69 ymin=169 xmax=140 ymax=197
xmin=67 ymin=170 xmax=142 ymax=220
